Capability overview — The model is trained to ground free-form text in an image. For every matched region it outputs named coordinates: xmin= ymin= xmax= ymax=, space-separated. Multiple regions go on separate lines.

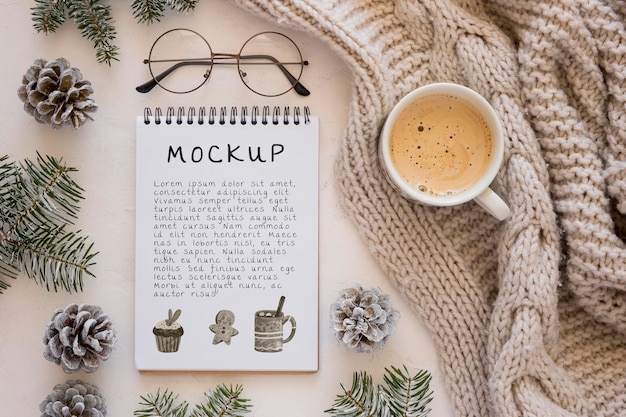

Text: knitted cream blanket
xmin=233 ymin=0 xmax=626 ymax=415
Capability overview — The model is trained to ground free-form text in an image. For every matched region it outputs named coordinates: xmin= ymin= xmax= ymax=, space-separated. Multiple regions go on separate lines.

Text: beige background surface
xmin=0 ymin=1 xmax=454 ymax=416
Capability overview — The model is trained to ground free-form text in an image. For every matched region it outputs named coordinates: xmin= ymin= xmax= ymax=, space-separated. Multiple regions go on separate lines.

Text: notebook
xmin=134 ymin=105 xmax=319 ymax=372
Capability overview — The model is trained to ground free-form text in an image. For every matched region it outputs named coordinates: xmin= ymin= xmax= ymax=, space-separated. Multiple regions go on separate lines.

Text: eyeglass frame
xmin=136 ymin=28 xmax=310 ymax=97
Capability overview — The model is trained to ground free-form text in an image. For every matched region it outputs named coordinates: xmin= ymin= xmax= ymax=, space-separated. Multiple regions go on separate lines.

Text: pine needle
xmin=326 ymin=367 xmax=433 ymax=417
xmin=193 ymin=384 xmax=252 ymax=417
xmin=168 ymin=0 xmax=199 ymax=14
xmin=67 ymin=0 xmax=119 ymax=65
xmin=134 ymin=385 xmax=251 ymax=417
xmin=135 ymin=389 xmax=190 ymax=417
xmin=31 ymin=0 xmax=67 ymax=33
xmin=381 ymin=366 xmax=433 ymax=417
xmin=325 ymin=371 xmax=387 ymax=417
xmin=31 ymin=0 xmax=201 ymax=64
xmin=0 ymin=153 xmax=97 ymax=294
xmin=131 ymin=0 xmax=167 ymax=25
xmin=31 ymin=0 xmax=119 ymax=65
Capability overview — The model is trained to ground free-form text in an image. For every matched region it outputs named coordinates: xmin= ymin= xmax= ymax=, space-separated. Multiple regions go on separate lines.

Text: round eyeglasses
xmin=136 ymin=28 xmax=310 ymax=97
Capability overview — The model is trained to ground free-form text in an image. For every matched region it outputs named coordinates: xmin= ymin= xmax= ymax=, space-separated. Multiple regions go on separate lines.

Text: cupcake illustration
xmin=153 ymin=308 xmax=184 ymax=352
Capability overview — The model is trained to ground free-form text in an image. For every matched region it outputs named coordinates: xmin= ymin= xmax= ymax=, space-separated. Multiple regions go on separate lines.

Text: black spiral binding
xmin=143 ymin=106 xmax=311 ymax=126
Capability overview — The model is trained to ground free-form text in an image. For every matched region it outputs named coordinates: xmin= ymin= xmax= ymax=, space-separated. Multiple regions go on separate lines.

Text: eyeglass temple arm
xmin=239 ymin=54 xmax=310 ymax=96
xmin=136 ymin=57 xmax=310 ymax=96
xmin=135 ymin=60 xmax=212 ymax=93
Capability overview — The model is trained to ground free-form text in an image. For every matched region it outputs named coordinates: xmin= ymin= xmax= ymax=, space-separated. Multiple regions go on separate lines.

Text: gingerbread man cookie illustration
xmin=209 ymin=310 xmax=239 ymax=345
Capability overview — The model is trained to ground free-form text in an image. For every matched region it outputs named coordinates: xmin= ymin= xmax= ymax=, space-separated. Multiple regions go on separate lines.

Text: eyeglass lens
xmin=148 ymin=29 xmax=213 ymax=94
xmin=238 ymin=32 xmax=304 ymax=97
xmin=146 ymin=29 xmax=306 ymax=96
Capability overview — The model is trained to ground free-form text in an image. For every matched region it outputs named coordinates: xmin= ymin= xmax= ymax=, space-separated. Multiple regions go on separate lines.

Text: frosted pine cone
xmin=17 ymin=57 xmax=97 ymax=129
xmin=331 ymin=284 xmax=400 ymax=352
xmin=43 ymin=304 xmax=117 ymax=373
xmin=40 ymin=380 xmax=107 ymax=417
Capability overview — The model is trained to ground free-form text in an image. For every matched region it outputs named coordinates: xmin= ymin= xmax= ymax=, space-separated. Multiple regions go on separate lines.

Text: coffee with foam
xmin=388 ymin=93 xmax=493 ymax=197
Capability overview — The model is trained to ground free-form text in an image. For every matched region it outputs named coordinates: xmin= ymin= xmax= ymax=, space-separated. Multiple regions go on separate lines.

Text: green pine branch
xmin=193 ymin=384 xmax=252 ymax=417
xmin=382 ymin=367 xmax=433 ymax=417
xmin=32 ymin=0 xmax=67 ymax=33
xmin=326 ymin=366 xmax=433 ymax=417
xmin=31 ymin=0 xmax=118 ymax=65
xmin=133 ymin=370 xmax=430 ymax=417
xmin=0 ymin=153 xmax=98 ymax=294
xmin=135 ymin=389 xmax=190 ymax=417
xmin=131 ymin=0 xmax=199 ymax=24
xmin=327 ymin=371 xmax=385 ymax=417
xmin=169 ymin=0 xmax=200 ymax=14
xmin=67 ymin=0 xmax=119 ymax=65
xmin=134 ymin=385 xmax=252 ymax=417
xmin=31 ymin=0 xmax=201 ymax=64
xmin=131 ymin=0 xmax=166 ymax=25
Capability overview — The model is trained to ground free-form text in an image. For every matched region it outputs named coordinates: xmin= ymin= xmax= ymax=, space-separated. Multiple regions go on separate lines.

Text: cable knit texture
xmin=231 ymin=0 xmax=626 ymax=416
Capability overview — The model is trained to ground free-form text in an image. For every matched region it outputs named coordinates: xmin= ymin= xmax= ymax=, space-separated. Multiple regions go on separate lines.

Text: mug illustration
xmin=254 ymin=296 xmax=296 ymax=353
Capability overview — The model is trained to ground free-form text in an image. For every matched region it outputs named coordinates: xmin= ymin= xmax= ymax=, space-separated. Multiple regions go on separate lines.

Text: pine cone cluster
xmin=43 ymin=304 xmax=117 ymax=373
xmin=17 ymin=57 xmax=97 ymax=129
xmin=40 ymin=380 xmax=107 ymax=417
xmin=330 ymin=284 xmax=400 ymax=352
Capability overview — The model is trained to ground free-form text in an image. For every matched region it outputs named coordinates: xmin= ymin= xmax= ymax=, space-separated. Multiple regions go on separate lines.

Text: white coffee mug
xmin=379 ymin=83 xmax=510 ymax=221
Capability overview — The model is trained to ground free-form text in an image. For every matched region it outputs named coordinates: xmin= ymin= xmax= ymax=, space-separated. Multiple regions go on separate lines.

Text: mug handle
xmin=474 ymin=187 xmax=510 ymax=221
xmin=282 ymin=315 xmax=297 ymax=344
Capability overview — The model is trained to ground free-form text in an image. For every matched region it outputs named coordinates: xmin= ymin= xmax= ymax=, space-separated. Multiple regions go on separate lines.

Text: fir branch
xmin=0 ymin=153 xmax=98 ymax=294
xmin=192 ymin=384 xmax=252 ymax=417
xmin=131 ymin=0 xmax=166 ymax=25
xmin=135 ymin=389 xmax=190 ymax=417
xmin=13 ymin=225 xmax=96 ymax=292
xmin=326 ymin=371 xmax=387 ymax=417
xmin=381 ymin=366 xmax=433 ymax=417
xmin=31 ymin=0 xmax=202 ymax=64
xmin=168 ymin=0 xmax=199 ymax=14
xmin=67 ymin=0 xmax=119 ymax=65
xmin=31 ymin=0 xmax=66 ymax=33
xmin=132 ymin=0 xmax=199 ymax=24
xmin=0 ymin=155 xmax=18 ymax=226
xmin=0 ymin=155 xmax=20 ymax=286
xmin=134 ymin=385 xmax=251 ymax=417
xmin=18 ymin=153 xmax=83 ymax=226
xmin=326 ymin=367 xmax=433 ymax=417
